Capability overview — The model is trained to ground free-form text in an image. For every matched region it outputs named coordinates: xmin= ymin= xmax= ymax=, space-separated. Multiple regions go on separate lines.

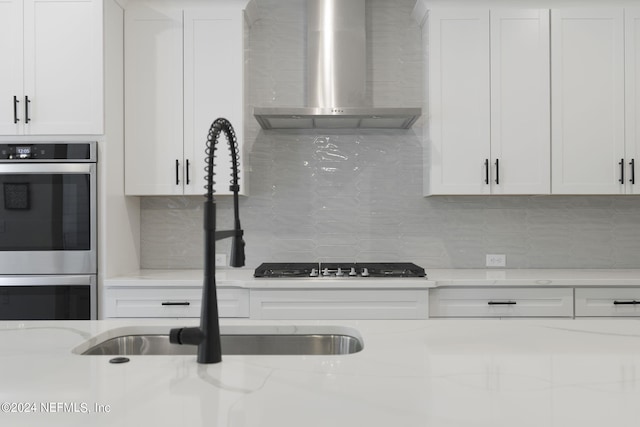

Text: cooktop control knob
xmin=322 ymin=267 xmax=330 ymax=276
xmin=336 ymin=267 xmax=344 ymax=277
xmin=310 ymin=268 xmax=318 ymax=277
xmin=349 ymin=267 xmax=357 ymax=277
xmin=361 ymin=267 xmax=370 ymax=277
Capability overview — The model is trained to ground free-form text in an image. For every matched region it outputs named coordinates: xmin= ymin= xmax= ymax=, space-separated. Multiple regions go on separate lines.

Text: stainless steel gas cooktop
xmin=253 ymin=262 xmax=426 ymax=278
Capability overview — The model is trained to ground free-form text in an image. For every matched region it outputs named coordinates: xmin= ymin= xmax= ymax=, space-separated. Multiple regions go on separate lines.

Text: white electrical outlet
xmin=486 ymin=254 xmax=506 ymax=268
xmin=215 ymin=253 xmax=227 ymax=266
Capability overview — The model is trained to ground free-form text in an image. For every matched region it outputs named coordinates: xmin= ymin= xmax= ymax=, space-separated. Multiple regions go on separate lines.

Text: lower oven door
xmin=0 ymin=275 xmax=96 ymax=320
xmin=0 ymin=163 xmax=96 ymax=275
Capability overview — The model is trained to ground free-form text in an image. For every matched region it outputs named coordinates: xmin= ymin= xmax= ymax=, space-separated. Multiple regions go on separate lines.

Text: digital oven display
xmin=15 ymin=146 xmax=31 ymax=156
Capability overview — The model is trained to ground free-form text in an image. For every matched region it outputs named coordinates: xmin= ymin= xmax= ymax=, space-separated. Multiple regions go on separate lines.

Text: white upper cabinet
xmin=427 ymin=9 xmax=491 ymax=195
xmin=0 ymin=0 xmax=103 ymax=135
xmin=125 ymin=5 xmax=183 ymax=195
xmin=125 ymin=2 xmax=246 ymax=196
xmin=625 ymin=8 xmax=640 ymax=194
xmin=551 ymin=9 xmax=625 ymax=194
xmin=183 ymin=9 xmax=245 ymax=196
xmin=0 ymin=0 xmax=23 ymax=135
xmin=426 ymin=9 xmax=550 ymax=195
xmin=490 ymin=9 xmax=550 ymax=195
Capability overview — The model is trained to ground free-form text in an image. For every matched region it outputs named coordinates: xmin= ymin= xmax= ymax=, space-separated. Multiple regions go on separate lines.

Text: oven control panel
xmin=0 ymin=143 xmax=94 ymax=161
xmin=1 ymin=145 xmax=38 ymax=160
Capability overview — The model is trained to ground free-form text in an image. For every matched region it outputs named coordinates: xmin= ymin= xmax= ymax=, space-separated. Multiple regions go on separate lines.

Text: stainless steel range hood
xmin=253 ymin=0 xmax=421 ymax=130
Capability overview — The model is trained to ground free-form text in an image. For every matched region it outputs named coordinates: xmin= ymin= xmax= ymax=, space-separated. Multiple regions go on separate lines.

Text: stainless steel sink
xmin=81 ymin=333 xmax=363 ymax=356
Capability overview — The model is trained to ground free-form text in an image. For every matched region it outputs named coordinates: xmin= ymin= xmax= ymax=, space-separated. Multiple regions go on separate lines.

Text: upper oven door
xmin=0 ymin=163 xmax=96 ymax=274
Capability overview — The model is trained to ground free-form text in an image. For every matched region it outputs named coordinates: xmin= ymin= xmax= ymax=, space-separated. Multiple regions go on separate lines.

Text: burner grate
xmin=254 ymin=262 xmax=426 ymax=278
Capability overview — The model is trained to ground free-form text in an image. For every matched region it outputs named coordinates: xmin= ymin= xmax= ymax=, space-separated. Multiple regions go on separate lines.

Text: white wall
xmin=100 ymin=0 xmax=140 ymax=282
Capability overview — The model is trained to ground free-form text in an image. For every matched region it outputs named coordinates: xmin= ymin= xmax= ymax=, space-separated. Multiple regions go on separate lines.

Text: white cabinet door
xmin=427 ymin=9 xmax=550 ymax=195
xmin=103 ymin=287 xmax=250 ymax=319
xmin=22 ymin=0 xmax=103 ymax=135
xmin=575 ymin=288 xmax=640 ymax=317
xmin=0 ymin=0 xmax=102 ymax=136
xmin=250 ymin=289 xmax=429 ymax=320
xmin=429 ymin=287 xmax=574 ymax=318
xmin=124 ymin=5 xmax=184 ymax=195
xmin=551 ymin=9 xmax=625 ymax=194
xmin=625 ymin=9 xmax=640 ymax=194
xmin=125 ymin=3 xmax=246 ymax=196
xmin=0 ymin=0 xmax=23 ymax=135
xmin=428 ymin=9 xmax=491 ymax=195
xmin=490 ymin=9 xmax=550 ymax=195
xmin=184 ymin=9 xmax=244 ymax=196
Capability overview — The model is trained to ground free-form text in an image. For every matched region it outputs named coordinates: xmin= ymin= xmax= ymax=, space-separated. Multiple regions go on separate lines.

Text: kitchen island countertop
xmin=2 ymin=317 xmax=640 ymax=426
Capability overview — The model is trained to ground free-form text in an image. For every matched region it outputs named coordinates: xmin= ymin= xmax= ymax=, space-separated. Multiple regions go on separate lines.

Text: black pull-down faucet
xmin=169 ymin=118 xmax=245 ymax=364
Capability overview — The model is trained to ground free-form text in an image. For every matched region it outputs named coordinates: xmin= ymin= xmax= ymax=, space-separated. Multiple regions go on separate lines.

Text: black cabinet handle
xmin=630 ymin=159 xmax=635 ymax=185
xmin=488 ymin=301 xmax=517 ymax=305
xmin=619 ymin=158 xmax=624 ymax=184
xmin=186 ymin=159 xmax=190 ymax=185
xmin=484 ymin=159 xmax=489 ymax=184
xmin=161 ymin=301 xmax=190 ymax=306
xmin=24 ymin=96 xmax=30 ymax=123
xmin=13 ymin=96 xmax=19 ymax=123
xmin=613 ymin=300 xmax=640 ymax=305
xmin=495 ymin=159 xmax=500 ymax=185
xmin=175 ymin=159 xmax=180 ymax=185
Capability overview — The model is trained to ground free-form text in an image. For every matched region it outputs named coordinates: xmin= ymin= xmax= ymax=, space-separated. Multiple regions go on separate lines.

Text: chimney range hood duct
xmin=253 ymin=0 xmax=421 ymax=130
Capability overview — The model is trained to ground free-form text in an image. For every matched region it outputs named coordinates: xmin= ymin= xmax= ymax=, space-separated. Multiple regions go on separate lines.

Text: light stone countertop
xmin=3 ymin=317 xmax=640 ymax=426
xmin=105 ymin=268 xmax=640 ymax=288
xmin=105 ymin=268 xmax=435 ymax=288
xmin=428 ymin=268 xmax=640 ymax=286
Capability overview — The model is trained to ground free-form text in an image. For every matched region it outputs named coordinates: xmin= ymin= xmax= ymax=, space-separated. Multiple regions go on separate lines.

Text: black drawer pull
xmin=613 ymin=300 xmax=640 ymax=305
xmin=175 ymin=159 xmax=180 ymax=185
xmin=630 ymin=159 xmax=635 ymax=185
xmin=495 ymin=158 xmax=500 ymax=185
xmin=161 ymin=301 xmax=190 ymax=306
xmin=488 ymin=301 xmax=517 ymax=305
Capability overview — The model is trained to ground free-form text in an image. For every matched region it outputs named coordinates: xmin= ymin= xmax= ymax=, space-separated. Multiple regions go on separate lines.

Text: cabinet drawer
xmin=575 ymin=288 xmax=640 ymax=317
xmin=429 ymin=287 xmax=573 ymax=318
xmin=250 ymin=290 xmax=428 ymax=320
xmin=104 ymin=287 xmax=249 ymax=319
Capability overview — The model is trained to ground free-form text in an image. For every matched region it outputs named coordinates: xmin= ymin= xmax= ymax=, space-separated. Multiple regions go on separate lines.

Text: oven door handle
xmin=0 ymin=275 xmax=95 ymax=286
xmin=0 ymin=164 xmax=94 ymax=174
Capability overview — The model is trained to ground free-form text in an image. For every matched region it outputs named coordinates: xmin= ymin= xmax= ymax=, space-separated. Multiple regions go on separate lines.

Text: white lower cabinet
xmin=575 ymin=288 xmax=640 ymax=317
xmin=103 ymin=283 xmax=640 ymax=320
xmin=103 ymin=286 xmax=427 ymax=320
xmin=250 ymin=289 xmax=429 ymax=320
xmin=429 ymin=287 xmax=574 ymax=318
xmin=103 ymin=287 xmax=249 ymax=319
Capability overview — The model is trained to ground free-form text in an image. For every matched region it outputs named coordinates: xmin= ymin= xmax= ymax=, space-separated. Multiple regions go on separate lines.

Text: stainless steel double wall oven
xmin=0 ymin=142 xmax=97 ymax=319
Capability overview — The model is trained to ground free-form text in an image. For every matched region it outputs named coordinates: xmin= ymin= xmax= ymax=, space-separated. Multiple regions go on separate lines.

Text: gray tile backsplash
xmin=140 ymin=0 xmax=640 ymax=270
